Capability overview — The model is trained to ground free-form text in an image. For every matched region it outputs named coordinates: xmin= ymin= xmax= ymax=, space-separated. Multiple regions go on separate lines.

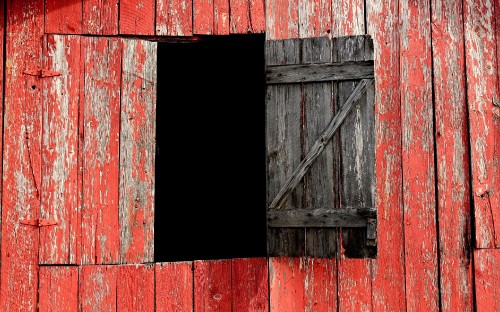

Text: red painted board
xmin=475 ymin=249 xmax=500 ymax=312
xmin=81 ymin=36 xmax=121 ymax=264
xmin=45 ymin=0 xmax=83 ymax=34
xmin=39 ymin=266 xmax=79 ymax=312
xmin=117 ymin=264 xmax=155 ymax=312
xmin=366 ymin=1 xmax=406 ymax=311
xmin=0 ymin=0 xmax=44 ymax=310
xmin=83 ymin=0 xmax=119 ymax=35
xmin=265 ymin=0 xmax=299 ymax=39
xmin=232 ymin=258 xmax=269 ymax=311
xmin=230 ymin=0 xmax=250 ymax=34
xmin=194 ymin=0 xmax=214 ymax=34
xmin=194 ymin=259 xmax=232 ymax=311
xmin=39 ymin=34 xmax=82 ymax=265
xmin=249 ymin=0 xmax=265 ymax=33
xmin=214 ymin=0 xmax=230 ymax=34
xmin=156 ymin=262 xmax=193 ymax=312
xmin=298 ymin=0 xmax=331 ymax=38
xmin=120 ymin=0 xmax=155 ymax=35
xmin=431 ymin=1 xmax=473 ymax=311
xmin=464 ymin=0 xmax=500 ymax=248
xmin=80 ymin=265 xmax=118 ymax=312
xmin=338 ymin=259 xmax=371 ymax=311
xmin=331 ymin=0 xmax=364 ymax=38
xmin=156 ymin=0 xmax=193 ymax=36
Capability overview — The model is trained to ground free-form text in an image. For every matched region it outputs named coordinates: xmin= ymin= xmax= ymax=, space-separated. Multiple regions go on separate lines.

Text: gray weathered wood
xmin=267 ymin=208 xmax=376 ymax=227
xmin=266 ymin=60 xmax=374 ymax=84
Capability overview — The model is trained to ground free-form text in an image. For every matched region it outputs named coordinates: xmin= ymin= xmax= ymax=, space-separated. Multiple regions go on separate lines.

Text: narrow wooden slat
xmin=120 ymin=0 xmax=155 ymax=35
xmin=79 ymin=265 xmax=117 ymax=312
xmin=81 ymin=36 xmax=121 ymax=264
xmin=83 ymin=0 xmax=119 ymax=35
xmin=45 ymin=0 xmax=83 ymax=34
xmin=304 ymin=258 xmax=337 ymax=310
xmin=39 ymin=266 xmax=79 ymax=312
xmin=117 ymin=264 xmax=155 ymax=311
xmin=39 ymin=34 xmax=82 ymax=265
xmin=214 ymin=0 xmax=230 ymax=34
xmin=331 ymin=0 xmax=364 ymax=38
xmin=0 ymin=1 xmax=44 ymax=310
xmin=338 ymin=259 xmax=372 ymax=311
xmin=119 ymin=38 xmax=157 ymax=264
xmin=298 ymin=0 xmax=331 ymax=38
xmin=156 ymin=0 xmax=193 ymax=36
xmin=266 ymin=61 xmax=374 ymax=84
xmin=194 ymin=260 xmax=232 ymax=311
xmin=155 ymin=262 xmax=193 ymax=312
xmin=475 ymin=249 xmax=500 ymax=311
xmin=265 ymin=0 xmax=299 ymax=39
xmin=431 ymin=0 xmax=473 ymax=310
xmin=268 ymin=208 xmax=376 ymax=228
xmin=194 ymin=0 xmax=214 ymax=34
xmin=232 ymin=258 xmax=269 ymax=311
xmin=230 ymin=0 xmax=250 ymax=33
xmin=249 ymin=0 xmax=265 ymax=33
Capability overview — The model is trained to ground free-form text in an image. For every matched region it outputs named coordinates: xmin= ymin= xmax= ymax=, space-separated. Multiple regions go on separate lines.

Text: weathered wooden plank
xmin=194 ymin=259 xmax=232 ymax=311
xmin=230 ymin=0 xmax=265 ymax=33
xmin=266 ymin=60 xmax=374 ymax=84
xmin=81 ymin=36 xmax=121 ymax=264
xmin=120 ymin=0 xmax=155 ymax=35
xmin=265 ymin=0 xmax=299 ymax=39
xmin=45 ymin=0 xmax=83 ymax=34
xmin=214 ymin=0 xmax=230 ymax=34
xmin=249 ymin=0 xmax=265 ymax=33
xmin=431 ymin=0 xmax=473 ymax=311
xmin=117 ymin=264 xmax=155 ymax=311
xmin=119 ymin=38 xmax=157 ymax=264
xmin=266 ymin=39 xmax=305 ymax=256
xmin=366 ymin=1 xmax=406 ymax=310
xmin=83 ymin=0 xmax=119 ymax=34
xmin=475 ymin=249 xmax=500 ymax=311
xmin=194 ymin=0 xmax=214 ymax=34
xmin=464 ymin=0 xmax=500 ymax=248
xmin=400 ymin=0 xmax=439 ymax=309
xmin=298 ymin=0 xmax=331 ymax=38
xmin=338 ymin=258 xmax=372 ymax=311
xmin=268 ymin=208 xmax=376 ymax=227
xmin=156 ymin=0 xmax=193 ymax=36
xmin=155 ymin=262 xmax=193 ymax=312
xmin=304 ymin=258 xmax=337 ymax=311
xmin=39 ymin=266 xmax=79 ymax=312
xmin=0 ymin=1 xmax=44 ymax=310
xmin=232 ymin=258 xmax=269 ymax=311
xmin=79 ymin=265 xmax=117 ymax=312
xmin=331 ymin=0 xmax=365 ymax=38
xmin=39 ymin=34 xmax=82 ymax=265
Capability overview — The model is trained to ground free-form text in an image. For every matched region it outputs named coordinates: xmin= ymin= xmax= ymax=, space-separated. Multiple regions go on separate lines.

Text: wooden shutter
xmin=266 ymin=35 xmax=376 ymax=258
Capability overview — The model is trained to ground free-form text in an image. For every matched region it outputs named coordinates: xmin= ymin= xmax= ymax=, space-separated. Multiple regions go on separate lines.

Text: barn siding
xmin=1 ymin=0 xmax=499 ymax=311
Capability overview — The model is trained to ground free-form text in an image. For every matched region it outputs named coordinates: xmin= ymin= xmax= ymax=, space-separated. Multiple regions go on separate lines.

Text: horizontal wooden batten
xmin=267 ymin=208 xmax=376 ymax=227
xmin=266 ymin=60 xmax=374 ymax=84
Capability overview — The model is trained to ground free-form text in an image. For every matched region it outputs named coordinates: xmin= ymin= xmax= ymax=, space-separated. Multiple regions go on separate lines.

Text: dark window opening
xmin=155 ymin=34 xmax=267 ymax=262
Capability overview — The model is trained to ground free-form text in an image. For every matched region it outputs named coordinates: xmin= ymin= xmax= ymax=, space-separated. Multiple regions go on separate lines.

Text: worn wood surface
xmin=156 ymin=262 xmax=193 ymax=312
xmin=194 ymin=259 xmax=232 ymax=311
xmin=474 ymin=249 xmax=500 ymax=311
xmin=265 ymin=0 xmax=298 ymax=39
xmin=80 ymin=265 xmax=117 ymax=312
xmin=117 ymin=264 xmax=155 ymax=311
xmin=83 ymin=0 xmax=118 ymax=34
xmin=39 ymin=266 xmax=79 ymax=312
xmin=298 ymin=0 xmax=331 ymax=38
xmin=45 ymin=0 xmax=82 ymax=34
xmin=230 ymin=0 xmax=265 ymax=34
xmin=156 ymin=0 xmax=193 ymax=36
xmin=331 ymin=0 xmax=364 ymax=38
xmin=268 ymin=208 xmax=376 ymax=228
xmin=232 ymin=258 xmax=269 ymax=311
xmin=120 ymin=0 xmax=155 ymax=35
xmin=193 ymin=0 xmax=214 ymax=34
xmin=338 ymin=258 xmax=372 ymax=311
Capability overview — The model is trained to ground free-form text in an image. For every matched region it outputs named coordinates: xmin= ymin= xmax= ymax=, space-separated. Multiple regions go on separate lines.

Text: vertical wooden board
xmin=464 ymin=0 xmax=500 ymax=248
xmin=81 ymin=36 xmax=121 ymax=264
xmin=265 ymin=0 xmax=299 ymax=40
xmin=230 ymin=0 xmax=250 ymax=33
xmin=45 ymin=0 xmax=83 ymax=34
xmin=304 ymin=258 xmax=337 ymax=311
xmin=269 ymin=258 xmax=306 ymax=311
xmin=0 ymin=0 xmax=44 ymax=310
xmin=39 ymin=34 xmax=82 ymax=265
xmin=474 ymin=249 xmax=500 ymax=311
xmin=338 ymin=259 xmax=372 ymax=311
xmin=155 ymin=262 xmax=193 ymax=312
xmin=39 ymin=266 xmax=79 ymax=312
xmin=366 ymin=1 xmax=406 ymax=310
xmin=117 ymin=264 xmax=155 ymax=311
xmin=119 ymin=39 xmax=157 ymax=264
xmin=156 ymin=0 xmax=193 ymax=36
xmin=431 ymin=1 xmax=473 ymax=311
xmin=302 ymin=37 xmax=338 ymax=258
xmin=194 ymin=259 xmax=232 ymax=311
xmin=80 ymin=265 xmax=117 ymax=312
xmin=249 ymin=0 xmax=265 ymax=33
xmin=331 ymin=0 xmax=365 ymax=37
xmin=298 ymin=0 xmax=331 ymax=38
xmin=399 ymin=0 xmax=439 ymax=310
xmin=266 ymin=39 xmax=305 ymax=256
xmin=214 ymin=0 xmax=230 ymax=34
xmin=232 ymin=258 xmax=269 ymax=311
xmin=120 ymin=0 xmax=155 ymax=35
xmin=194 ymin=0 xmax=214 ymax=34
xmin=83 ymin=0 xmax=119 ymax=35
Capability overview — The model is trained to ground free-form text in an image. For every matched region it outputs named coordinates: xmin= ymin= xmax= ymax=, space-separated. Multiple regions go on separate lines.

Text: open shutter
xmin=266 ymin=35 xmax=376 ymax=258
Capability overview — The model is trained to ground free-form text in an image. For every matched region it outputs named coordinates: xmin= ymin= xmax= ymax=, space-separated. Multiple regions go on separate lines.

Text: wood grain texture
xmin=45 ymin=0 xmax=83 ymax=34
xmin=155 ymin=262 xmax=193 ymax=312
xmin=268 ymin=208 xmax=376 ymax=227
xmin=431 ymin=0 xmax=473 ymax=311
xmin=366 ymin=0 xmax=406 ymax=310
xmin=400 ymin=0 xmax=439 ymax=310
xmin=117 ymin=264 xmax=155 ymax=311
xmin=232 ymin=258 xmax=269 ymax=311
xmin=120 ymin=0 xmax=155 ymax=35
xmin=119 ymin=38 xmax=157 ymax=264
xmin=83 ymin=0 xmax=118 ymax=34
xmin=298 ymin=0 xmax=331 ymax=38
xmin=214 ymin=0 xmax=230 ymax=34
xmin=249 ymin=0 xmax=265 ymax=33
xmin=194 ymin=259 xmax=232 ymax=311
xmin=39 ymin=266 xmax=79 ymax=312
xmin=0 ymin=1 xmax=44 ymax=310
xmin=194 ymin=0 xmax=214 ymax=34
xmin=474 ymin=249 xmax=500 ymax=311
xmin=156 ymin=0 xmax=193 ymax=36
xmin=80 ymin=265 xmax=117 ymax=312
xmin=230 ymin=0 xmax=265 ymax=33
xmin=331 ymin=0 xmax=364 ymax=38
xmin=265 ymin=0 xmax=299 ymax=39
xmin=338 ymin=258 xmax=372 ymax=311
xmin=464 ymin=0 xmax=500 ymax=248
xmin=39 ymin=34 xmax=82 ymax=265
xmin=81 ymin=36 xmax=121 ymax=264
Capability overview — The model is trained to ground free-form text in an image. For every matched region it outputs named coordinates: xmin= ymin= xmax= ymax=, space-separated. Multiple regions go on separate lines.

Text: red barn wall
xmin=0 ymin=0 xmax=499 ymax=311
